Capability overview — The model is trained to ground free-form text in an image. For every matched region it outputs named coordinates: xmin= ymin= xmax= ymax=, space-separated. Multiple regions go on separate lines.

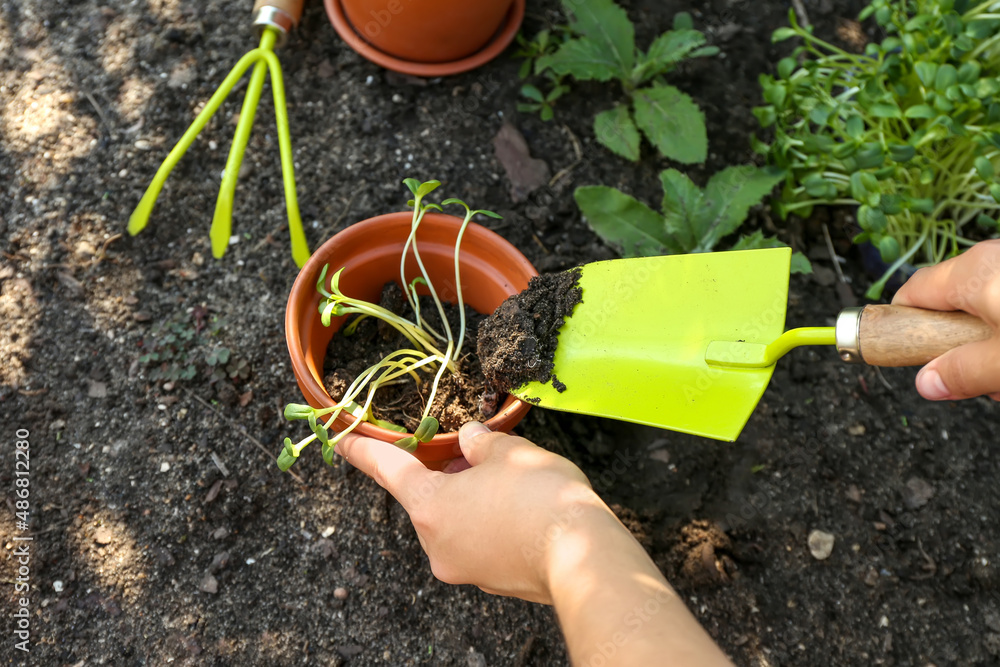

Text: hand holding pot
xmin=335 ymin=423 xmax=731 ymax=666
xmin=893 ymin=239 xmax=1000 ymax=402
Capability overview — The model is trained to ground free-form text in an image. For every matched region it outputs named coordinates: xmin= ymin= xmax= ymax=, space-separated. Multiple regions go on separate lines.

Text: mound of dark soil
xmin=478 ymin=268 xmax=583 ymax=395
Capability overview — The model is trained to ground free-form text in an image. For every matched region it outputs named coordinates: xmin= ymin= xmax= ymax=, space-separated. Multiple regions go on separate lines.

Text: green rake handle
xmin=128 ymin=1 xmax=310 ymax=268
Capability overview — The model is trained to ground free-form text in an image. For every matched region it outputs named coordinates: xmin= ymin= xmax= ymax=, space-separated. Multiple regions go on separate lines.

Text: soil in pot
xmin=322 ymin=283 xmax=489 ymax=433
xmin=478 ymin=268 xmax=583 ymax=397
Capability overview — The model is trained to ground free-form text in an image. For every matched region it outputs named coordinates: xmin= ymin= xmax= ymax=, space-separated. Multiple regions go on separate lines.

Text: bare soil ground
xmin=2 ymin=0 xmax=1000 ymax=665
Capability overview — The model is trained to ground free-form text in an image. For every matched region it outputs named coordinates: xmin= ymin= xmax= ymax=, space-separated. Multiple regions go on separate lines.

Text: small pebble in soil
xmin=334 ymin=587 xmax=349 ymax=600
xmin=160 ymin=462 xmax=170 ymax=473
xmin=199 ymin=574 xmax=219 ymax=595
xmin=903 ymin=476 xmax=935 ymax=510
xmin=53 ymin=581 xmax=64 ymax=593
xmin=808 ymin=530 xmax=835 ymax=560
xmin=94 ymin=527 xmax=113 ymax=545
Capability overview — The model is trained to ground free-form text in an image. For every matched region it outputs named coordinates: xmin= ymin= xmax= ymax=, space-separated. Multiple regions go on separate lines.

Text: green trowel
xmin=511 ymin=248 xmax=993 ymax=441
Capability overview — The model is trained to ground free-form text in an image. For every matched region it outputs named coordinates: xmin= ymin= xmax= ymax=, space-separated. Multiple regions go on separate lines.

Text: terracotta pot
xmin=286 ymin=211 xmax=537 ymax=470
xmin=324 ymin=0 xmax=525 ymax=76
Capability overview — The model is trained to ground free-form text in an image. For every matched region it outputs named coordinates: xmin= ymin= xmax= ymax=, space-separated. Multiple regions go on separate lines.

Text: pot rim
xmin=323 ymin=0 xmax=526 ymax=77
xmin=285 ymin=211 xmax=537 ymax=460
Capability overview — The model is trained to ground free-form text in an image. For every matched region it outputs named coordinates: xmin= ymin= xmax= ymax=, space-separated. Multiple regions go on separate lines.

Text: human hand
xmin=334 ymin=422 xmax=608 ymax=604
xmin=892 ymin=239 xmax=1000 ymax=401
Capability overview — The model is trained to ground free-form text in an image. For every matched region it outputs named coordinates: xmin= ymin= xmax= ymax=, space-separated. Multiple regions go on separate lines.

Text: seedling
xmin=138 ymin=312 xmax=250 ymax=384
xmin=514 ymin=28 xmax=572 ymax=121
xmin=755 ymin=1 xmax=1000 ymax=297
xmin=277 ymin=180 xmax=501 ymax=472
xmin=575 ymin=166 xmax=812 ymax=272
xmin=524 ymin=0 xmax=718 ymax=162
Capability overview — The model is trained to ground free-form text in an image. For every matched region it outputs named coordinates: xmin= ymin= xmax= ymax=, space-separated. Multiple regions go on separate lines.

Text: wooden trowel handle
xmin=837 ymin=305 xmax=994 ymax=367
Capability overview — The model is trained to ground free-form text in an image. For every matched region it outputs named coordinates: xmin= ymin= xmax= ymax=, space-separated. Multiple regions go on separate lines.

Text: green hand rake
xmin=128 ymin=0 xmax=311 ymax=268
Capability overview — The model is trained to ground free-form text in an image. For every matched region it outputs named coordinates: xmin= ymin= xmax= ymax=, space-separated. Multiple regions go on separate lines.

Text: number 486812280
xmin=14 ymin=428 xmax=29 ymax=524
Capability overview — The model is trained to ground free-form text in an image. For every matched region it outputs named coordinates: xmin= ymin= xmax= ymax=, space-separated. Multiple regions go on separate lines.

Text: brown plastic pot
xmin=324 ymin=0 xmax=525 ymax=77
xmin=286 ymin=211 xmax=537 ymax=470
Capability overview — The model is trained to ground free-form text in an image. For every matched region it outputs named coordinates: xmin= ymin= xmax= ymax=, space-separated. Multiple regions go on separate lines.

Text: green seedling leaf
xmin=409 ymin=276 xmax=428 ymax=293
xmin=880 ymin=194 xmax=903 ymax=215
xmin=777 ymin=57 xmax=797 ymax=80
xmin=322 ymin=441 xmax=336 ymax=466
xmin=373 ymin=419 xmax=408 ymax=434
xmin=277 ymin=437 xmax=298 ymax=472
xmin=403 ymin=178 xmax=421 ymax=196
xmin=935 ymin=64 xmax=958 ymax=92
xmin=414 ymin=416 xmax=440 ymax=443
xmin=632 ymin=84 xmax=707 ymax=165
xmin=859 ymin=205 xmax=888 ymax=233
xmin=594 ymin=106 xmax=641 ymax=161
xmin=879 ymin=237 xmax=901 ymax=263
xmin=521 ymin=84 xmax=544 ymax=103
xmin=313 ymin=422 xmax=329 ymax=446
xmin=977 ymin=214 xmax=998 ymax=230
xmin=277 ymin=448 xmax=298 ymax=472
xmin=538 ymin=38 xmax=624 ymax=82
xmin=904 ymin=104 xmax=935 ymax=119
xmin=393 ymin=436 xmax=420 ymax=453
xmin=915 ymin=61 xmax=938 ymax=87
xmin=975 ymin=156 xmax=995 ymax=180
xmin=845 ymin=115 xmax=865 ymax=140
xmin=560 ymin=0 xmax=635 ymax=74
xmin=673 ymin=11 xmax=694 ymax=30
xmin=284 ymin=404 xmax=314 ymax=421
xmin=889 ymin=144 xmax=916 ymax=162
xmin=772 ymin=27 xmax=799 ymax=42
xmin=753 ymin=105 xmax=777 ymax=128
xmin=659 ymin=169 xmax=704 ymax=252
xmin=871 ymin=102 xmax=902 ymax=118
xmin=685 ymin=166 xmax=786 ymax=252
xmin=416 ymin=180 xmax=441 ymax=198
xmin=542 ymin=0 xmax=636 ymax=82
xmin=575 ymin=186 xmax=675 ymax=256
xmin=991 ymin=184 xmax=1000 ymax=204
xmin=636 ymin=29 xmax=710 ymax=82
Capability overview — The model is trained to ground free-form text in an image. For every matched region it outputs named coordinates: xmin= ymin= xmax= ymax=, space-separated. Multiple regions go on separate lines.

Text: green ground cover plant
xmin=755 ymin=0 xmax=1000 ymax=297
xmin=138 ymin=310 xmax=249 ymax=385
xmin=576 ymin=166 xmax=812 ymax=272
xmin=520 ymin=0 xmax=718 ymax=163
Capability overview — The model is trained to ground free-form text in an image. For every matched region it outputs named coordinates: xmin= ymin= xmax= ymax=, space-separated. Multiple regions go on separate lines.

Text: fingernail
xmin=917 ymin=368 xmax=952 ymax=400
xmin=460 ymin=421 xmax=491 ymax=440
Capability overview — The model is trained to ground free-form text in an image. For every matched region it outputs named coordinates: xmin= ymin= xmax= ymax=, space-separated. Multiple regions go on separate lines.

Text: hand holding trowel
xmin=478 ymin=247 xmax=994 ymax=441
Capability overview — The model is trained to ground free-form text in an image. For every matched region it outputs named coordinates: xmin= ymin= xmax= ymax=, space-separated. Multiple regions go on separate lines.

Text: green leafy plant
xmin=575 ymin=166 xmax=812 ymax=272
xmin=526 ymin=0 xmax=718 ymax=162
xmin=277 ymin=180 xmax=502 ymax=472
xmin=755 ymin=1 xmax=1000 ymax=297
xmin=515 ymin=28 xmax=572 ymax=121
xmin=514 ymin=28 xmax=567 ymax=79
xmin=518 ymin=81 xmax=572 ymax=121
xmin=138 ymin=312 xmax=249 ymax=384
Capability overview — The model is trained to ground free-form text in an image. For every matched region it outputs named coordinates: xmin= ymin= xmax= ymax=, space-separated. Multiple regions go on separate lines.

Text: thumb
xmin=915 ymin=336 xmax=1000 ymax=401
xmin=458 ymin=421 xmax=517 ymax=467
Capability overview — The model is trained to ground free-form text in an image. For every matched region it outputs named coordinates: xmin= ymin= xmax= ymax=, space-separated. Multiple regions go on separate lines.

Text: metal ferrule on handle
xmin=252 ymin=0 xmax=305 ymax=47
xmin=835 ymin=307 xmax=864 ymax=363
